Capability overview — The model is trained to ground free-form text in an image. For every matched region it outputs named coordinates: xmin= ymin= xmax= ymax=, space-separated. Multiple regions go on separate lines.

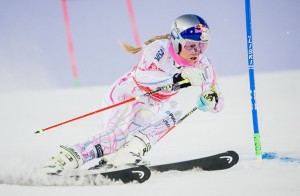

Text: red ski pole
xmin=34 ymin=79 xmax=189 ymax=134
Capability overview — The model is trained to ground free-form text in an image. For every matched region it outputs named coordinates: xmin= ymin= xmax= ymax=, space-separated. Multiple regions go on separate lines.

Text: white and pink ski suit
xmin=73 ymin=39 xmax=224 ymax=163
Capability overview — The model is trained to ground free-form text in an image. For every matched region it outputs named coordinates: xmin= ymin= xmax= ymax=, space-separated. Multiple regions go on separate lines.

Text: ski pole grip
xmin=146 ymin=79 xmax=190 ymax=96
xmin=171 ymin=78 xmax=190 ymax=91
xmin=178 ymin=78 xmax=190 ymax=85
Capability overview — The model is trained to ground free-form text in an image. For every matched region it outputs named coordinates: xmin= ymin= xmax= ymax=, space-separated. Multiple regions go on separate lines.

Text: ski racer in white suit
xmin=45 ymin=14 xmax=224 ymax=174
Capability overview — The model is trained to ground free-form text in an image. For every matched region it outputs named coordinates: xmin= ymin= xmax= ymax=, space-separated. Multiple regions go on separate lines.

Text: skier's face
xmin=179 ymin=49 xmax=198 ymax=64
xmin=179 ymin=41 xmax=207 ymax=64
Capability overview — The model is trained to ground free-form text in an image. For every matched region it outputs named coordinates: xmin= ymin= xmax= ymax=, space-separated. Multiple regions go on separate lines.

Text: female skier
xmin=45 ymin=14 xmax=224 ymax=174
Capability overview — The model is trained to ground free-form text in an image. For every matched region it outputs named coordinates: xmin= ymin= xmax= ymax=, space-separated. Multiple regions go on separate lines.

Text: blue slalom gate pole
xmin=245 ymin=0 xmax=262 ymax=159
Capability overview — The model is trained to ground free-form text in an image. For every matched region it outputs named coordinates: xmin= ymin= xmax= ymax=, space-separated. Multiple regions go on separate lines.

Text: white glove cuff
xmin=181 ymin=68 xmax=203 ymax=86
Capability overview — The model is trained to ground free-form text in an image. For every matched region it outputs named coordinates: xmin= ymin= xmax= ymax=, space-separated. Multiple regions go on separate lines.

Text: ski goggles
xmin=183 ymin=40 xmax=208 ymax=54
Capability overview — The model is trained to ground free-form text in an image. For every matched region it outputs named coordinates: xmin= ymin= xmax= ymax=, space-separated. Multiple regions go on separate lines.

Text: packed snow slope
xmin=0 ymin=70 xmax=299 ymax=195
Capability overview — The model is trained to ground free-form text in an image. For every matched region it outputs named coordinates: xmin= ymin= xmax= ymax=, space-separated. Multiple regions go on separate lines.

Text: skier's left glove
xmin=197 ymin=86 xmax=219 ymax=112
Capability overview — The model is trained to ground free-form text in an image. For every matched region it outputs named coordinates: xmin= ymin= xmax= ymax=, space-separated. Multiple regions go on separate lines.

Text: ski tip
xmin=226 ymin=150 xmax=239 ymax=165
xmin=202 ymin=150 xmax=239 ymax=171
xmin=100 ymin=165 xmax=151 ymax=184
xmin=134 ymin=165 xmax=151 ymax=183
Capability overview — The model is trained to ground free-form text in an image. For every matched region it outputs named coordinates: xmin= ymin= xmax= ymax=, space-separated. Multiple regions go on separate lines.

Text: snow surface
xmin=0 ymin=70 xmax=300 ymax=195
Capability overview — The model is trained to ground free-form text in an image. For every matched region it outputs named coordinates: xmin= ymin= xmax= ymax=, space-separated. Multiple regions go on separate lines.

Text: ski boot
xmin=106 ymin=133 xmax=151 ymax=168
xmin=44 ymin=145 xmax=83 ymax=175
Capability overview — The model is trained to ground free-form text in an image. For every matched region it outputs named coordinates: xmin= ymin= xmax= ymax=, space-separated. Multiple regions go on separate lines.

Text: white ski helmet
xmin=170 ymin=14 xmax=210 ymax=54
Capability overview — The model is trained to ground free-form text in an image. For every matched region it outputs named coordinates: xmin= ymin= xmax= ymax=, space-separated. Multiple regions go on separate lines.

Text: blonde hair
xmin=120 ymin=34 xmax=171 ymax=54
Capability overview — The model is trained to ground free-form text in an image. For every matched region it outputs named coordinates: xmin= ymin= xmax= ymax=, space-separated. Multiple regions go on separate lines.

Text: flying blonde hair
xmin=120 ymin=34 xmax=171 ymax=54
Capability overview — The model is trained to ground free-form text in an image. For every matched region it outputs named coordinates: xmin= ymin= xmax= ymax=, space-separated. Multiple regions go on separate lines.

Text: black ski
xmin=54 ymin=150 xmax=238 ymax=184
xmin=99 ymin=165 xmax=151 ymax=183
xmin=50 ymin=165 xmax=151 ymax=184
xmin=86 ymin=150 xmax=238 ymax=184
xmin=149 ymin=150 xmax=239 ymax=172
xmin=69 ymin=165 xmax=151 ymax=184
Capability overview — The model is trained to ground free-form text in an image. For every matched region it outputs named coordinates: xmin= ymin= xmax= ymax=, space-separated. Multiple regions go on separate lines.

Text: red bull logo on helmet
xmin=195 ymin=24 xmax=208 ymax=33
xmin=195 ymin=24 xmax=206 ymax=28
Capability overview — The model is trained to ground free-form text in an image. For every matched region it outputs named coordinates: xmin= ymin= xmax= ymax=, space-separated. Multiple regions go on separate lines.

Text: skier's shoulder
xmin=143 ymin=39 xmax=169 ymax=62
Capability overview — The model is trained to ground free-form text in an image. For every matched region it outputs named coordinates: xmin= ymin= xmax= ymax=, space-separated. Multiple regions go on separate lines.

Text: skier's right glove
xmin=173 ymin=67 xmax=204 ymax=89
xmin=181 ymin=67 xmax=204 ymax=86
